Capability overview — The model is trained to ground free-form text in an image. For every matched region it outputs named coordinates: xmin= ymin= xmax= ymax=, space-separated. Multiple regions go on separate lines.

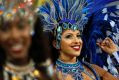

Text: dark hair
xmin=44 ymin=30 xmax=59 ymax=64
xmin=29 ymin=16 xmax=52 ymax=64
xmin=0 ymin=46 xmax=6 ymax=65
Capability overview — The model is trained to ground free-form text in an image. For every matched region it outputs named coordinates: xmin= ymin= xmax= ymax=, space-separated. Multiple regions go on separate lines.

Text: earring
xmin=30 ymin=28 xmax=35 ymax=35
xmin=56 ymin=40 xmax=60 ymax=49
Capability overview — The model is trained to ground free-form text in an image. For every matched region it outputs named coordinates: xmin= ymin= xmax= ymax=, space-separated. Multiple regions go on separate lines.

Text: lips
xmin=9 ymin=43 xmax=23 ymax=53
xmin=71 ymin=45 xmax=80 ymax=51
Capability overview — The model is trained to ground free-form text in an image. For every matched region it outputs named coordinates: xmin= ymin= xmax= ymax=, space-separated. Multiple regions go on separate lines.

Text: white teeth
xmin=11 ymin=44 xmax=22 ymax=50
xmin=73 ymin=46 xmax=79 ymax=49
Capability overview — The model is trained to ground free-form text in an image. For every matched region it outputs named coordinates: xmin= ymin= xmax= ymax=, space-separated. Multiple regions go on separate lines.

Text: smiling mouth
xmin=71 ymin=46 xmax=80 ymax=51
xmin=10 ymin=44 xmax=23 ymax=53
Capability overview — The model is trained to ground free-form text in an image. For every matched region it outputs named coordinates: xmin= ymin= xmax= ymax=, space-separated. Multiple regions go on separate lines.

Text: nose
xmin=73 ymin=37 xmax=80 ymax=44
xmin=10 ymin=27 xmax=20 ymax=40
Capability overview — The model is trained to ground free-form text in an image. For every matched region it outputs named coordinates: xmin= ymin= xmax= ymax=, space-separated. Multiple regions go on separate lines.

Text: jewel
xmin=57 ymin=26 xmax=62 ymax=33
xmin=12 ymin=76 xmax=22 ymax=80
xmin=62 ymin=23 xmax=69 ymax=29
xmin=33 ymin=69 xmax=41 ymax=77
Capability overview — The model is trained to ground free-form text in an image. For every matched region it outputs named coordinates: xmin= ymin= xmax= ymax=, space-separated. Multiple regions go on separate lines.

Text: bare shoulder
xmin=91 ymin=64 xmax=118 ymax=80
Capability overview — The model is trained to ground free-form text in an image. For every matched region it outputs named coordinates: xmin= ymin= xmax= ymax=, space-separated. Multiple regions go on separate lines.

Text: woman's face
xmin=0 ymin=19 xmax=31 ymax=60
xmin=60 ymin=29 xmax=83 ymax=58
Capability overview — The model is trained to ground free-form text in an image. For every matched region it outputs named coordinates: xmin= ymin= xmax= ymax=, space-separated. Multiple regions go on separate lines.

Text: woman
xmin=39 ymin=0 xmax=118 ymax=80
xmin=0 ymin=0 xmax=55 ymax=80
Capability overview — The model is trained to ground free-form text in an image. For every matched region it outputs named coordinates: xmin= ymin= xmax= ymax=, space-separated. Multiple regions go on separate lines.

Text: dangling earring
xmin=55 ymin=26 xmax=62 ymax=49
xmin=56 ymin=40 xmax=60 ymax=49
xmin=56 ymin=33 xmax=61 ymax=49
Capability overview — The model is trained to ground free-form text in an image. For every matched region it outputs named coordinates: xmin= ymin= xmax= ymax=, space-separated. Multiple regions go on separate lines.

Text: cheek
xmin=23 ymin=26 xmax=31 ymax=35
xmin=60 ymin=39 xmax=71 ymax=50
xmin=0 ymin=33 xmax=9 ymax=43
xmin=22 ymin=27 xmax=31 ymax=38
xmin=80 ymin=39 xmax=83 ymax=47
xmin=22 ymin=30 xmax=31 ymax=44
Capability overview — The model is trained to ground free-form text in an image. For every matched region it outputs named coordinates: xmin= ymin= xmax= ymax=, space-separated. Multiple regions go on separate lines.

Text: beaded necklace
xmin=3 ymin=60 xmax=41 ymax=80
xmin=56 ymin=59 xmax=84 ymax=80
xmin=56 ymin=59 xmax=98 ymax=80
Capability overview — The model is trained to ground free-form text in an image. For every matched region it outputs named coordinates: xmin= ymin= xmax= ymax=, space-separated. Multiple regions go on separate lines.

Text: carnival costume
xmin=82 ymin=0 xmax=119 ymax=78
xmin=38 ymin=0 xmax=102 ymax=80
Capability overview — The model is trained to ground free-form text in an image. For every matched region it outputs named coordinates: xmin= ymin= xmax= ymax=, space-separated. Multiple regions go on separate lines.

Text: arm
xmin=92 ymin=64 xmax=118 ymax=80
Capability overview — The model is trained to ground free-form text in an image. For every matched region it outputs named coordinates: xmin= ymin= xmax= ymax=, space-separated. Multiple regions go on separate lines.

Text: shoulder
xmin=81 ymin=61 xmax=100 ymax=80
xmin=82 ymin=61 xmax=118 ymax=80
xmin=91 ymin=64 xmax=118 ymax=80
xmin=91 ymin=64 xmax=106 ymax=76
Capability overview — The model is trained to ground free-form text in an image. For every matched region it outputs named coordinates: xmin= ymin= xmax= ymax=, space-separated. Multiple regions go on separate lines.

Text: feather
xmin=91 ymin=0 xmax=119 ymax=14
xmin=39 ymin=0 xmax=93 ymax=31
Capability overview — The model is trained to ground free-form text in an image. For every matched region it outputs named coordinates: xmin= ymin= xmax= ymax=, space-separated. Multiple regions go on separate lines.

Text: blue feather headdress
xmin=39 ymin=0 xmax=93 ymax=31
xmin=38 ymin=0 xmax=93 ymax=48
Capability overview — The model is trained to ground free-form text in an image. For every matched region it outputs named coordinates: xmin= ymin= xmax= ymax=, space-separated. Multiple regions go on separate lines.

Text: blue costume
xmin=38 ymin=0 xmax=104 ymax=80
xmin=82 ymin=0 xmax=119 ymax=77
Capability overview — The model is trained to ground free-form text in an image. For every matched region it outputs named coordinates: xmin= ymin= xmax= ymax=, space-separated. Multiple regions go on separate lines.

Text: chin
xmin=73 ymin=51 xmax=81 ymax=56
xmin=69 ymin=53 xmax=80 ymax=57
xmin=11 ymin=54 xmax=27 ymax=60
xmin=11 ymin=56 xmax=25 ymax=60
xmin=74 ymin=54 xmax=80 ymax=57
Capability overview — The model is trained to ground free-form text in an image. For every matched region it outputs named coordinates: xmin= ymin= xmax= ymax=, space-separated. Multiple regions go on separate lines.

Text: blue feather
xmin=92 ymin=0 xmax=119 ymax=13
xmin=39 ymin=0 xmax=94 ymax=31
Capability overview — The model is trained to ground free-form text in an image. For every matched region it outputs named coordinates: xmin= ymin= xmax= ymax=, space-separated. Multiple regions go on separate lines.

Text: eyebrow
xmin=64 ymin=32 xmax=80 ymax=36
xmin=64 ymin=33 xmax=73 ymax=35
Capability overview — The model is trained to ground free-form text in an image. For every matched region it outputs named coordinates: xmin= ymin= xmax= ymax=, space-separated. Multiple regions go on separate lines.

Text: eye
xmin=0 ymin=23 xmax=10 ymax=32
xmin=0 ymin=26 xmax=9 ymax=32
xmin=65 ymin=34 xmax=73 ymax=39
xmin=77 ymin=34 xmax=81 ymax=38
xmin=17 ymin=22 xmax=26 ymax=30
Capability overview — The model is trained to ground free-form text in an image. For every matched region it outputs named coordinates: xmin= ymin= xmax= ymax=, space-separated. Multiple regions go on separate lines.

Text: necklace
xmin=56 ymin=59 xmax=84 ymax=80
xmin=3 ymin=60 xmax=41 ymax=80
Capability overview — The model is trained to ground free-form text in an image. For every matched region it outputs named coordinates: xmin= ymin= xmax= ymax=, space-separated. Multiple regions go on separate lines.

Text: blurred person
xmin=0 ymin=0 xmax=55 ymax=80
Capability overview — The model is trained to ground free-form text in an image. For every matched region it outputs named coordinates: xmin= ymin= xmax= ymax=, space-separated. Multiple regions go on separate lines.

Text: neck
xmin=59 ymin=52 xmax=77 ymax=63
xmin=7 ymin=57 xmax=29 ymax=66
